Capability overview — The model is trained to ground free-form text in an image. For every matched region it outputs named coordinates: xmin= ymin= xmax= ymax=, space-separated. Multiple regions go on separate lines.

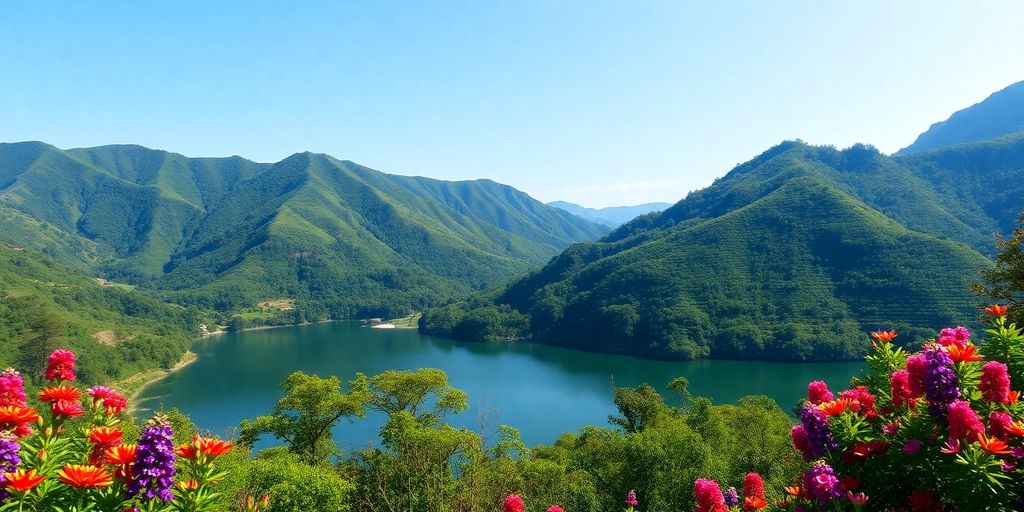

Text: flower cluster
xmin=768 ymin=306 xmax=1024 ymax=510
xmin=690 ymin=473 xmax=766 ymax=512
xmin=0 ymin=349 xmax=234 ymax=511
xmin=502 ymin=493 xmax=568 ymax=512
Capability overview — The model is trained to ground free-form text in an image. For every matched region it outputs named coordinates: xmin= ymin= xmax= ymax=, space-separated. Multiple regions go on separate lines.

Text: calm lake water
xmin=137 ymin=322 xmax=864 ymax=449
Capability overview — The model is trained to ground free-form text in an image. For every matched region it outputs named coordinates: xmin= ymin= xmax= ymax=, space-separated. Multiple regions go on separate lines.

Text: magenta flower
xmin=902 ymin=439 xmax=921 ymax=454
xmin=947 ymin=400 xmax=984 ymax=440
xmin=807 ymin=381 xmax=834 ymax=405
xmin=802 ymin=462 xmax=841 ymax=504
xmin=625 ymin=489 xmax=638 ymax=508
xmin=44 ymin=349 xmax=76 ymax=382
xmin=694 ymin=479 xmax=726 ymax=512
xmin=938 ymin=326 xmax=970 ymax=347
xmin=980 ymin=361 xmax=1012 ymax=403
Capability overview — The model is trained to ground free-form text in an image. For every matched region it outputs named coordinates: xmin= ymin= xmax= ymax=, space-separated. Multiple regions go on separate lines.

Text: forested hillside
xmin=421 ymin=140 xmax=1016 ymax=360
xmin=0 ymin=142 xmax=608 ymax=319
xmin=0 ymin=244 xmax=197 ymax=383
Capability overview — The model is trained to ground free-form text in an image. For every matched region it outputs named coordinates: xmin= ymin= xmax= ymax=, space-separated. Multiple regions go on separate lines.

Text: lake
xmin=136 ymin=322 xmax=864 ymax=449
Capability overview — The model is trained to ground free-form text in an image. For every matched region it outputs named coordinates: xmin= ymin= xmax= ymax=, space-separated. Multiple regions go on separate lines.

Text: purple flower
xmin=800 ymin=403 xmax=837 ymax=457
xmin=923 ymin=345 xmax=960 ymax=419
xmin=625 ymin=489 xmax=638 ymax=507
xmin=0 ymin=435 xmax=20 ymax=501
xmin=903 ymin=439 xmax=921 ymax=454
xmin=724 ymin=486 xmax=739 ymax=507
xmin=802 ymin=462 xmax=841 ymax=504
xmin=128 ymin=415 xmax=176 ymax=502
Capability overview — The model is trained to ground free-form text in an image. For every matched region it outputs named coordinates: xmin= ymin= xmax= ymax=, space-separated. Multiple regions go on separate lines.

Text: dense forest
xmin=0 ymin=142 xmax=608 ymax=322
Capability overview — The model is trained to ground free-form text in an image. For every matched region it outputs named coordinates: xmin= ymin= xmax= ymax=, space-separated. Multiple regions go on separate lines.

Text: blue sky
xmin=2 ymin=1 xmax=1022 ymax=207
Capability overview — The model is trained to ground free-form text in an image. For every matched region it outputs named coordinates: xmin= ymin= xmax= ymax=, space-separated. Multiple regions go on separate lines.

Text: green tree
xmin=977 ymin=211 xmax=1024 ymax=324
xmin=608 ymin=383 xmax=667 ymax=433
xmin=17 ymin=310 xmax=64 ymax=383
xmin=238 ymin=372 xmax=372 ymax=465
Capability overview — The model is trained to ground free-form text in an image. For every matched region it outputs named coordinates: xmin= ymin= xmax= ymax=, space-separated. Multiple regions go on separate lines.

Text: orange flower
xmin=977 ymin=433 xmax=1012 ymax=455
xmin=986 ymin=304 xmax=1009 ymax=317
xmin=103 ymin=444 xmax=137 ymax=465
xmin=176 ymin=443 xmax=198 ymax=460
xmin=1009 ymin=421 xmax=1024 ymax=437
xmin=178 ymin=435 xmax=234 ymax=460
xmin=784 ymin=486 xmax=801 ymax=497
xmin=197 ymin=437 xmax=233 ymax=458
xmin=744 ymin=496 xmax=768 ymax=510
xmin=819 ymin=398 xmax=856 ymax=416
xmin=177 ymin=479 xmax=200 ymax=490
xmin=946 ymin=343 xmax=983 ymax=362
xmin=1011 ymin=391 xmax=1020 ymax=404
xmin=870 ymin=330 xmax=898 ymax=343
xmin=0 ymin=406 xmax=40 ymax=425
xmin=88 ymin=426 xmax=123 ymax=446
xmin=57 ymin=464 xmax=112 ymax=489
xmin=4 ymin=468 xmax=45 ymax=492
xmin=38 ymin=384 xmax=81 ymax=403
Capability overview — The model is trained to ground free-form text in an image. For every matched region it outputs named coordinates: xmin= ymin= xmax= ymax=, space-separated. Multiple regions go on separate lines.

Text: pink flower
xmin=905 ymin=354 xmax=927 ymax=397
xmin=903 ymin=439 xmax=921 ymax=454
xmin=839 ymin=386 xmax=876 ymax=412
xmin=87 ymin=386 xmax=115 ymax=400
xmin=791 ymin=424 xmax=811 ymax=460
xmin=947 ymin=400 xmax=984 ymax=440
xmin=743 ymin=472 xmax=765 ymax=500
xmin=990 ymin=411 xmax=1015 ymax=439
xmin=44 ymin=349 xmax=76 ymax=382
xmin=980 ymin=361 xmax=1012 ymax=403
xmin=52 ymin=399 xmax=84 ymax=419
xmin=890 ymin=370 xmax=915 ymax=408
xmin=937 ymin=326 xmax=970 ymax=347
xmin=503 ymin=494 xmax=525 ymax=512
xmin=0 ymin=369 xmax=27 ymax=407
xmin=546 ymin=506 xmax=564 ymax=512
xmin=808 ymin=381 xmax=834 ymax=405
xmin=694 ymin=478 xmax=728 ymax=512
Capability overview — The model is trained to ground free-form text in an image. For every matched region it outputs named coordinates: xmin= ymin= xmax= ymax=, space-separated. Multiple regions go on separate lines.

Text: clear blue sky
xmin=2 ymin=1 xmax=1022 ymax=207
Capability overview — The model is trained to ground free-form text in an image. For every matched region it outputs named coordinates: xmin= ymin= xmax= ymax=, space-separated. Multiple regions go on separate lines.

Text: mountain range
xmin=547 ymin=201 xmax=673 ymax=227
xmin=421 ymin=81 xmax=1024 ymax=360
xmin=0 ymin=143 xmax=608 ymax=318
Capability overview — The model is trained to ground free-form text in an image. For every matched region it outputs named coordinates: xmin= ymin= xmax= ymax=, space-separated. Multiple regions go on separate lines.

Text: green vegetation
xmin=0 ymin=142 xmax=608 ymax=321
xmin=229 ymin=368 xmax=799 ymax=512
xmin=977 ymin=212 xmax=1024 ymax=326
xmin=423 ymin=142 xmax=1008 ymax=360
xmin=0 ymin=244 xmax=198 ymax=384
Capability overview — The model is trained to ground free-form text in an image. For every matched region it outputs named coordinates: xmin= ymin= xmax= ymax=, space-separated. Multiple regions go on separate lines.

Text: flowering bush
xmin=0 ymin=349 xmax=239 ymax=512
xmin=771 ymin=306 xmax=1023 ymax=511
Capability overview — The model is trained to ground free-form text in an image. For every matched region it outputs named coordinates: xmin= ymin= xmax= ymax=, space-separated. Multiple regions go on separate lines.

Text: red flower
xmin=104 ymin=444 xmax=137 ymax=465
xmin=57 ymin=464 xmax=112 ymax=489
xmin=546 ymin=506 xmax=564 ymax=512
xmin=890 ymin=370 xmax=915 ymax=408
xmin=4 ymin=468 xmax=44 ymax=492
xmin=839 ymin=386 xmax=877 ymax=413
xmin=743 ymin=472 xmax=765 ymax=500
xmin=51 ymin=400 xmax=83 ymax=418
xmin=88 ymin=427 xmax=123 ymax=446
xmin=905 ymin=354 xmax=927 ymax=397
xmin=0 ymin=405 xmax=40 ymax=426
xmin=840 ymin=476 xmax=861 ymax=490
xmin=103 ymin=394 xmax=128 ymax=415
xmin=908 ymin=489 xmax=943 ymax=511
xmin=989 ymin=412 xmax=1015 ymax=439
xmin=985 ymin=304 xmax=1009 ymax=317
xmin=38 ymin=384 xmax=81 ymax=403
xmin=503 ymin=494 xmax=525 ymax=512
xmin=44 ymin=349 xmax=76 ymax=382
xmin=946 ymin=343 xmax=983 ymax=362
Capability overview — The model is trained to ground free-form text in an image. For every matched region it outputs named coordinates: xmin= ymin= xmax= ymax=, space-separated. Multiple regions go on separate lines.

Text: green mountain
xmin=422 ymin=141 xmax=1008 ymax=360
xmin=897 ymin=80 xmax=1024 ymax=155
xmin=0 ymin=243 xmax=197 ymax=383
xmin=547 ymin=201 xmax=673 ymax=227
xmin=0 ymin=142 xmax=608 ymax=318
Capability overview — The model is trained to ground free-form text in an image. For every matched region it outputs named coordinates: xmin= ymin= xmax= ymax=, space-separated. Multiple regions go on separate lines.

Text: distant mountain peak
xmin=547 ymin=201 xmax=673 ymax=227
xmin=897 ymin=80 xmax=1024 ymax=155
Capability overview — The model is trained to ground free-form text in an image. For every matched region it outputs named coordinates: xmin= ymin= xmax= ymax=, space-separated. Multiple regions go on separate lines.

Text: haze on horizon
xmin=1 ymin=1 xmax=1022 ymax=208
